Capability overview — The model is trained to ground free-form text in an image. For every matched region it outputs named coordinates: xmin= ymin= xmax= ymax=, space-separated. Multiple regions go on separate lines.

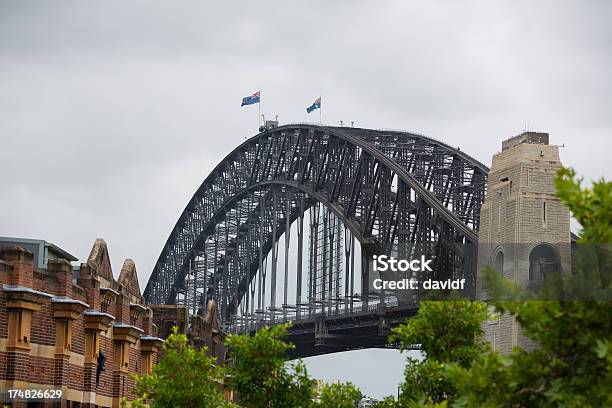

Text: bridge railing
xmin=226 ymin=298 xmax=420 ymax=334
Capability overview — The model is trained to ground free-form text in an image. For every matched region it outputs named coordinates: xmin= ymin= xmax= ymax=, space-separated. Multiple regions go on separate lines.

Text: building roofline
xmin=0 ymin=236 xmax=78 ymax=262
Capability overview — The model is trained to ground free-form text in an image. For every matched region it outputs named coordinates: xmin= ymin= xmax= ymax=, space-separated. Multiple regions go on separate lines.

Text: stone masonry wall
xmin=478 ymin=132 xmax=571 ymax=354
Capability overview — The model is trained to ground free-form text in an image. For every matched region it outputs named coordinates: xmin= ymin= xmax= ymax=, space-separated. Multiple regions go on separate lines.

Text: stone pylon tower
xmin=477 ymin=132 xmax=571 ymax=353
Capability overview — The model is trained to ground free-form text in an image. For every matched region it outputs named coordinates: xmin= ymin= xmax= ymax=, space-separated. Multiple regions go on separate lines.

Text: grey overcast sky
xmin=1 ymin=0 xmax=611 ymax=399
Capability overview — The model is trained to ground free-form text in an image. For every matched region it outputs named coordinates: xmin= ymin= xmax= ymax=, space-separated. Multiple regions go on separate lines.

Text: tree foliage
xmin=317 ymin=382 xmax=362 ymax=408
xmin=225 ymin=323 xmax=315 ymax=408
xmin=556 ymin=167 xmax=612 ymax=244
xmin=225 ymin=323 xmax=369 ymax=407
xmin=372 ymin=396 xmax=402 ymax=408
xmin=389 ymin=301 xmax=489 ymax=406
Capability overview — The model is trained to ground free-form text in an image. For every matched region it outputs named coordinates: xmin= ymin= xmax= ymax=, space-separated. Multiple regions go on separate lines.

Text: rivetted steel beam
xmin=296 ymin=196 xmax=304 ymax=320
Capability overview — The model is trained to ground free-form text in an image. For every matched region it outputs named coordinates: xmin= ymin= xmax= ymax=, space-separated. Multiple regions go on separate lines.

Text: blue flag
xmin=241 ymin=91 xmax=261 ymax=106
xmin=306 ymin=97 xmax=321 ymax=113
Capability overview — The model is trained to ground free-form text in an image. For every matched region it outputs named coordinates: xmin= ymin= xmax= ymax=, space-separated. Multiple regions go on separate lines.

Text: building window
xmin=483 ymin=250 xmax=504 ymax=290
xmin=494 ymin=251 xmax=504 ymax=275
xmin=100 ymin=291 xmax=114 ymax=313
xmin=527 ymin=168 xmax=530 ymax=186
xmin=542 ymin=201 xmax=547 ymax=223
xmin=529 ymin=244 xmax=560 ymax=281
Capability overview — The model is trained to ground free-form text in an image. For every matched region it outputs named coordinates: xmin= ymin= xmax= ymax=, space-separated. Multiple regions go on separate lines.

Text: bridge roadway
xmin=235 ymin=300 xmax=419 ymax=358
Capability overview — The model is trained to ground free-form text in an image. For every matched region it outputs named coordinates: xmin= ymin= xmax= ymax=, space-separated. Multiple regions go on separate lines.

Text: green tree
xmin=447 ymin=168 xmax=612 ymax=407
xmin=317 ymin=382 xmax=362 ymax=408
xmin=556 ymin=167 xmax=612 ymax=244
xmin=226 ymin=323 xmax=367 ymax=407
xmin=372 ymin=396 xmax=401 ymax=408
xmin=225 ymin=323 xmax=315 ymax=408
xmin=130 ymin=326 xmax=230 ymax=408
xmin=389 ymin=301 xmax=489 ymax=406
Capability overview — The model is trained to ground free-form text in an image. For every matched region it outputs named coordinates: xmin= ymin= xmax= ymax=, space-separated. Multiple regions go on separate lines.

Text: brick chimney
xmin=0 ymin=246 xmax=35 ymax=288
xmin=48 ymin=259 xmax=74 ymax=298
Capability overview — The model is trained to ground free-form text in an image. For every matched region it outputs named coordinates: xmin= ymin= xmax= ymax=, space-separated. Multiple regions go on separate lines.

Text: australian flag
xmin=241 ymin=90 xmax=261 ymax=106
xmin=306 ymin=97 xmax=321 ymax=113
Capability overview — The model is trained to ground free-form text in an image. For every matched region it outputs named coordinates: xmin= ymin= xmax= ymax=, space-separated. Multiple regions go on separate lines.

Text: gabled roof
xmin=203 ymin=299 xmax=221 ymax=333
xmin=86 ymin=239 xmax=114 ymax=282
xmin=119 ymin=259 xmax=142 ymax=299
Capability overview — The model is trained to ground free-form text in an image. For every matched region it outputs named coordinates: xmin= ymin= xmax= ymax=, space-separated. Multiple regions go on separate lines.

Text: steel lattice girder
xmin=144 ymin=125 xmax=489 ymax=324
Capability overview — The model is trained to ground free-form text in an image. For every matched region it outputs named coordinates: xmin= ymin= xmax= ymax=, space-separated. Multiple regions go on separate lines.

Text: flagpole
xmin=319 ymin=95 xmax=322 ymax=125
xmin=258 ymin=90 xmax=262 ymax=128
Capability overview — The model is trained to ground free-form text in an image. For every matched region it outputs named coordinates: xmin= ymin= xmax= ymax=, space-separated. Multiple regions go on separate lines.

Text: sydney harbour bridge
xmin=143 ymin=124 xmax=489 ymax=357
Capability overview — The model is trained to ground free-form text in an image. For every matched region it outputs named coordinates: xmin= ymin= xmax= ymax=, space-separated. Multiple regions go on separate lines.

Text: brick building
xmin=150 ymin=301 xmax=228 ymax=367
xmin=0 ymin=238 xmax=164 ymax=407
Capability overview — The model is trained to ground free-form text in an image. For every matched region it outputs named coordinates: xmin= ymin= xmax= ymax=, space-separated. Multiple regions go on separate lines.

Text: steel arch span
xmin=144 ymin=124 xmax=488 ymax=357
